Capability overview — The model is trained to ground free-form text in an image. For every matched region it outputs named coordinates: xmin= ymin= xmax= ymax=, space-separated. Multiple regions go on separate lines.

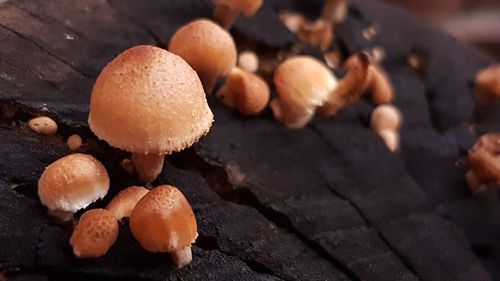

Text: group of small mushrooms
xmin=26 ymin=0 xmax=500 ymax=270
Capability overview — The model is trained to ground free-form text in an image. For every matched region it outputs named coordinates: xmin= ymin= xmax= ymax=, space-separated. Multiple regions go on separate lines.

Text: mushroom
xmin=321 ymin=52 xmax=371 ymax=117
xmin=321 ymin=0 xmax=347 ymax=23
xmin=38 ymin=153 xmax=110 ymax=222
xmin=70 ymin=208 xmax=119 ymax=258
xmin=279 ymin=11 xmax=306 ymax=34
xmin=88 ymin=45 xmax=214 ymax=183
xmin=106 ymin=186 xmax=149 ymax=221
xmin=297 ymin=19 xmax=334 ymax=51
xmin=238 ymin=51 xmax=259 ymax=73
xmin=321 ymin=52 xmax=394 ymax=116
xmin=28 ymin=116 xmax=58 ymax=135
xmin=272 ymin=56 xmax=338 ymax=128
xmin=212 ymin=0 xmax=263 ymax=29
xmin=169 ymin=19 xmax=237 ymax=94
xmin=217 ymin=67 xmax=270 ymax=115
xmin=475 ymin=65 xmax=500 ymax=104
xmin=370 ymin=104 xmax=402 ymax=152
xmin=130 ymin=185 xmax=197 ymax=268
xmin=67 ymin=134 xmax=83 ymax=151
xmin=466 ymin=133 xmax=500 ymax=194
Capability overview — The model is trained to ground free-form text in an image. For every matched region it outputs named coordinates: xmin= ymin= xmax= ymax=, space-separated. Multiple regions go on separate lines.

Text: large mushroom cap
xmin=38 ymin=153 xmax=109 ymax=214
xmin=130 ymin=185 xmax=197 ymax=253
xmin=88 ymin=45 xmax=214 ymax=155
xmin=168 ymin=19 xmax=237 ymax=91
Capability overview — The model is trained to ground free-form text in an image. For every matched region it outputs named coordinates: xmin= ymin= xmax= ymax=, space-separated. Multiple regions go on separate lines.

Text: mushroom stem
xmin=321 ymin=52 xmax=371 ymax=117
xmin=198 ymin=72 xmax=219 ymax=95
xmin=465 ymin=170 xmax=485 ymax=194
xmin=171 ymin=246 xmax=193 ymax=268
xmin=47 ymin=209 xmax=74 ymax=222
xmin=213 ymin=4 xmax=239 ymax=29
xmin=131 ymin=153 xmax=165 ymax=183
xmin=321 ymin=0 xmax=347 ymax=23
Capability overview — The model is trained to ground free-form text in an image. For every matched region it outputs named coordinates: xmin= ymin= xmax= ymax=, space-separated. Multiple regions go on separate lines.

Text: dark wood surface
xmin=0 ymin=0 xmax=499 ymax=280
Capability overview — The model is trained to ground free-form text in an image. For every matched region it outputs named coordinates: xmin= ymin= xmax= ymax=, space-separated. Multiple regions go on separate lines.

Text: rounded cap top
xmin=38 ymin=153 xmax=109 ymax=214
xmin=88 ymin=45 xmax=214 ymax=154
xmin=106 ymin=186 xmax=149 ymax=220
xmin=130 ymin=185 xmax=197 ymax=253
xmin=274 ymin=56 xmax=337 ymax=116
xmin=218 ymin=67 xmax=270 ymax=115
xmin=168 ymin=19 xmax=237 ymax=80
xmin=214 ymin=0 xmax=263 ymax=16
xmin=70 ymin=209 xmax=119 ymax=258
xmin=370 ymin=104 xmax=402 ymax=132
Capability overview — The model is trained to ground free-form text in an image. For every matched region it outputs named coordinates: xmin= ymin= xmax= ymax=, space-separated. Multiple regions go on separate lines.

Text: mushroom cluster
xmin=32 ymin=0 xmax=413 ymax=271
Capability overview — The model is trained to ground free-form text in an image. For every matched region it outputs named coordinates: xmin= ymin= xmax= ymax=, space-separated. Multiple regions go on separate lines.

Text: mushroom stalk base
xmin=131 ymin=153 xmax=165 ymax=183
xmin=213 ymin=4 xmax=239 ymax=29
xmin=48 ymin=209 xmax=74 ymax=223
xmin=171 ymin=246 xmax=192 ymax=268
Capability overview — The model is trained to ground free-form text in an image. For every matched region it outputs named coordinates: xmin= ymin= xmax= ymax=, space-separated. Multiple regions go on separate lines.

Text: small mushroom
xmin=106 ymin=186 xmax=149 ymax=221
xmin=88 ymin=45 xmax=214 ymax=184
xmin=370 ymin=104 xmax=402 ymax=152
xmin=321 ymin=0 xmax=347 ymax=23
xmin=475 ymin=65 xmax=500 ymax=103
xmin=272 ymin=56 xmax=338 ymax=128
xmin=38 ymin=153 xmax=110 ymax=222
xmin=297 ymin=19 xmax=333 ymax=51
xmin=279 ymin=11 xmax=306 ymax=34
xmin=67 ymin=134 xmax=83 ymax=151
xmin=212 ymin=0 xmax=263 ymax=29
xmin=169 ymin=19 xmax=237 ymax=94
xmin=321 ymin=52 xmax=371 ymax=117
xmin=217 ymin=67 xmax=270 ymax=115
xmin=130 ymin=185 xmax=197 ymax=268
xmin=238 ymin=51 xmax=259 ymax=73
xmin=70 ymin=209 xmax=118 ymax=258
xmin=466 ymin=133 xmax=500 ymax=194
xmin=28 ymin=116 xmax=57 ymax=135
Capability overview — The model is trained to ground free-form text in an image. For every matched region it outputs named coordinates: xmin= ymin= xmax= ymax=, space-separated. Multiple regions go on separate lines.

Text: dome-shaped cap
xmin=130 ymin=185 xmax=197 ymax=253
xmin=38 ymin=153 xmax=109 ymax=214
xmin=88 ymin=45 xmax=214 ymax=155
xmin=168 ymin=19 xmax=237 ymax=92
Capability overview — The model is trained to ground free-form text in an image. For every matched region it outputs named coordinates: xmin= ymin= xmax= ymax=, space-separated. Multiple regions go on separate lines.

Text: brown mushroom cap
xmin=218 ymin=67 xmax=270 ymax=115
xmin=168 ymin=19 xmax=237 ymax=93
xmin=468 ymin=134 xmax=500 ymax=184
xmin=370 ymin=104 xmax=402 ymax=132
xmin=213 ymin=0 xmax=263 ymax=16
xmin=475 ymin=65 xmax=500 ymax=102
xmin=106 ymin=186 xmax=149 ymax=220
xmin=88 ymin=45 xmax=213 ymax=155
xmin=38 ymin=153 xmax=109 ymax=215
xmin=273 ymin=56 xmax=337 ymax=128
xmin=130 ymin=185 xmax=197 ymax=253
xmin=70 ymin=209 xmax=119 ymax=258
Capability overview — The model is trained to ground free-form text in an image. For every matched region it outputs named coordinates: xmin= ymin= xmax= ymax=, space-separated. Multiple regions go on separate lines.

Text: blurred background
xmin=384 ymin=0 xmax=500 ymax=59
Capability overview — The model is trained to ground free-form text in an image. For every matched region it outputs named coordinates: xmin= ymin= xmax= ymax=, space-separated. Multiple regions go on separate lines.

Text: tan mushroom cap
xmin=168 ymin=19 xmax=237 ymax=91
xmin=130 ymin=185 xmax=197 ymax=253
xmin=370 ymin=104 xmax=402 ymax=132
xmin=88 ymin=45 xmax=214 ymax=155
xmin=214 ymin=0 xmax=263 ymax=16
xmin=106 ymin=186 xmax=149 ymax=220
xmin=273 ymin=56 xmax=337 ymax=127
xmin=218 ymin=67 xmax=270 ymax=115
xmin=38 ymin=153 xmax=109 ymax=214
xmin=70 ymin=209 xmax=119 ymax=258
